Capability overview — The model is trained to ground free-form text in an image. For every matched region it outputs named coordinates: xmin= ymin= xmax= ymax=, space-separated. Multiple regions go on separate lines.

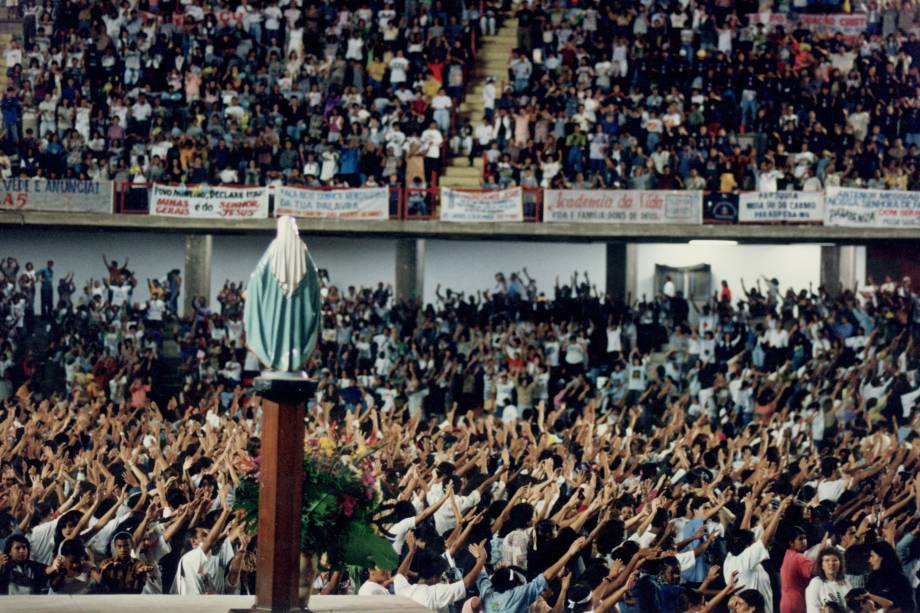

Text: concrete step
xmin=444 ymin=166 xmax=482 ymax=178
xmin=441 ymin=177 xmax=482 ymax=188
xmin=448 ymin=157 xmax=484 ymax=169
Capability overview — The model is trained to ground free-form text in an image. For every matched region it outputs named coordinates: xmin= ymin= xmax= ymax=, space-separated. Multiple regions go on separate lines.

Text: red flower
xmin=340 ymin=494 xmax=357 ymax=518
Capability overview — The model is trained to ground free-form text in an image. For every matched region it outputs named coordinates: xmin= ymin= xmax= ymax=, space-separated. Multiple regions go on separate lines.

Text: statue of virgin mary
xmin=243 ymin=216 xmax=322 ymax=371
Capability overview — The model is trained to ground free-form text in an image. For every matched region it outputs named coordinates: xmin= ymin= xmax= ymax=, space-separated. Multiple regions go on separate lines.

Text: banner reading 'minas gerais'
xmin=150 ymin=184 xmax=269 ymax=219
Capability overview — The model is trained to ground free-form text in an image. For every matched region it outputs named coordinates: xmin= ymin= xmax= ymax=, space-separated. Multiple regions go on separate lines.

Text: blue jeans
xmin=433 ymin=108 xmax=451 ymax=134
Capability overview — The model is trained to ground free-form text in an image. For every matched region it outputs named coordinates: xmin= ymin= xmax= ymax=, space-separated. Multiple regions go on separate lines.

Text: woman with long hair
xmin=805 ymin=547 xmax=850 ymax=613
xmin=866 ymin=541 xmax=915 ymax=612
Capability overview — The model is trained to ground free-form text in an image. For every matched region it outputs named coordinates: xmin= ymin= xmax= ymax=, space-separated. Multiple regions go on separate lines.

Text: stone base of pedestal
xmin=1 ymin=595 xmax=429 ymax=613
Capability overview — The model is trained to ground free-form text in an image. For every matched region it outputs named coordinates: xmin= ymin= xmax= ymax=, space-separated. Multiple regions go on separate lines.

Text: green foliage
xmin=234 ymin=439 xmax=396 ymax=571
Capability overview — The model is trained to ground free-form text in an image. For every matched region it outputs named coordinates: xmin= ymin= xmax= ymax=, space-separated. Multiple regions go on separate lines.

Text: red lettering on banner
xmin=641 ymin=193 xmax=663 ymax=209
xmin=1 ymin=192 xmax=27 ymax=209
xmin=616 ymin=194 xmax=634 ymax=209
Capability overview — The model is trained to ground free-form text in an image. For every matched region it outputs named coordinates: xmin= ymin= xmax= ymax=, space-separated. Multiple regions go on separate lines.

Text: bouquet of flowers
xmin=234 ymin=434 xmax=397 ymax=570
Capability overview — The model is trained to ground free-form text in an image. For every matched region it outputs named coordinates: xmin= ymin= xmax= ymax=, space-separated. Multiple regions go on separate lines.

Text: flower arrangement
xmin=234 ymin=435 xmax=397 ymax=570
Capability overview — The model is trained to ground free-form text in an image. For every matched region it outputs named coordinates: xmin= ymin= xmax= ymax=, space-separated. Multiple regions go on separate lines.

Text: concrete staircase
xmin=440 ymin=19 xmax=517 ymax=189
xmin=0 ymin=32 xmax=13 ymax=91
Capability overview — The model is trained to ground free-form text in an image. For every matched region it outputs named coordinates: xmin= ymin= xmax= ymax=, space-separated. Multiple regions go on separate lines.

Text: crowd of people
xmin=2 ymin=0 xmax=920 ymax=194
xmin=1 ymin=248 xmax=920 ymax=613
xmin=0 ymin=0 xmax=491 ymax=188
xmin=467 ymin=0 xmax=920 ymax=192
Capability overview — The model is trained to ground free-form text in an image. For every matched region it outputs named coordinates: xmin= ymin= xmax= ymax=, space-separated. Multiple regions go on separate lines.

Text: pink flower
xmin=340 ymin=494 xmax=357 ymax=518
xmin=361 ymin=471 xmax=375 ymax=486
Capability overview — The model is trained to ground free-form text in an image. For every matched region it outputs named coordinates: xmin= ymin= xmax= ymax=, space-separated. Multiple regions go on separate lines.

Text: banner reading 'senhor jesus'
xmin=150 ymin=184 xmax=269 ymax=219
xmin=543 ymin=190 xmax=702 ymax=224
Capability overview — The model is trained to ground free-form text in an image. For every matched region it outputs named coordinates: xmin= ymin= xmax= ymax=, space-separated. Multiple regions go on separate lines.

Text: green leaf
xmin=341 ymin=521 xmax=398 ymax=570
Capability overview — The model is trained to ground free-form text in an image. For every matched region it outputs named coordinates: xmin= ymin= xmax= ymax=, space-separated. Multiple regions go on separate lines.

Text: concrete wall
xmin=422 ymin=240 xmax=607 ymax=306
xmin=211 ymin=235 xmax=397 ymax=300
xmin=2 ymin=229 xmax=864 ymax=314
xmin=2 ymin=228 xmax=186 ymax=302
xmin=634 ymin=243 xmax=826 ymax=302
xmin=0 ymin=229 xmax=396 ymax=313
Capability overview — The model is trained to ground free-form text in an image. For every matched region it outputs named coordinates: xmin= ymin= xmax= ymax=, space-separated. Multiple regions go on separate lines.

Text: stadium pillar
xmin=606 ymin=242 xmax=637 ymax=300
xmin=184 ymin=234 xmax=212 ymax=317
xmin=820 ymin=245 xmax=842 ymax=295
xmin=396 ymin=238 xmax=425 ymax=303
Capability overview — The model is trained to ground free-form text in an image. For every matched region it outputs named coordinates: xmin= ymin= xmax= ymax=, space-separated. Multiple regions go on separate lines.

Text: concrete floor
xmin=1 ymin=594 xmax=428 ymax=612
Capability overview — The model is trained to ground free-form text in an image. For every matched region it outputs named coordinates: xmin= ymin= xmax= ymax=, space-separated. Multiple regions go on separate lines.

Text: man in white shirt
xmin=723 ymin=497 xmax=791 ymax=613
xmin=171 ymin=507 xmax=232 ymax=594
xmin=393 ymin=535 xmax=487 ymax=613
xmin=663 ymin=276 xmax=676 ymax=299
xmin=482 ymin=77 xmax=496 ymax=122
xmin=757 ymin=162 xmax=784 ymax=192
xmin=420 ymin=122 xmax=444 ymax=183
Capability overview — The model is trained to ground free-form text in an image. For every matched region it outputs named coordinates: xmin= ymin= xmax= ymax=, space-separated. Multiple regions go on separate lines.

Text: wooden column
xmin=236 ymin=375 xmax=314 ymax=613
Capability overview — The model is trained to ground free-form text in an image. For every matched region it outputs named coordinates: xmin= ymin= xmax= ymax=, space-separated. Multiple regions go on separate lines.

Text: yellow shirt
xmin=720 ymin=172 xmax=737 ymax=193
xmin=367 ymin=59 xmax=386 ymax=82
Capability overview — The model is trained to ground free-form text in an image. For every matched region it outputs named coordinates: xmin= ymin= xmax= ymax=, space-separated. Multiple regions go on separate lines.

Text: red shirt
xmin=780 ymin=549 xmax=813 ymax=613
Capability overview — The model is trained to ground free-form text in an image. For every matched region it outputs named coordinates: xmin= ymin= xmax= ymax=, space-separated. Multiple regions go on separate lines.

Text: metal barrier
xmin=107 ymin=183 xmax=841 ymax=226
xmin=115 ymin=182 xmax=406 ymax=220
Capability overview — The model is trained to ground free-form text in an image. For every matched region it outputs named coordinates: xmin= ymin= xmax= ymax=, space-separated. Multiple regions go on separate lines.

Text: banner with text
xmin=0 ymin=179 xmax=112 ymax=214
xmin=747 ymin=13 xmax=867 ymax=36
xmin=704 ymin=192 xmax=739 ymax=223
xmin=543 ymin=190 xmax=702 ymax=224
xmin=275 ymin=187 xmax=389 ymax=220
xmin=825 ymin=188 xmax=920 ymax=228
xmin=440 ymin=187 xmax=523 ymax=222
xmin=738 ymin=191 xmax=825 ymax=223
xmin=150 ymin=184 xmax=269 ymax=219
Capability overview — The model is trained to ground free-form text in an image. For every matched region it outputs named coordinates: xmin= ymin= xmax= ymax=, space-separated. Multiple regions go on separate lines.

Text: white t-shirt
xmin=805 ymin=577 xmax=851 ymax=612
xmin=147 ymin=298 xmax=165 ymax=321
xmin=723 ymin=540 xmax=773 ymax=613
xmin=358 ymin=580 xmax=390 ymax=596
xmin=171 ymin=539 xmax=234 ymax=595
xmin=817 ymin=479 xmax=847 ymax=503
xmin=388 ymin=516 xmax=416 ymax=554
xmin=544 ymin=341 xmax=560 ymax=367
xmin=140 ymin=531 xmax=172 ymax=594
xmin=393 ymin=574 xmax=466 ymax=613
xmin=111 ymin=284 xmax=131 ymax=307
xmin=27 ymin=517 xmax=60 ymax=565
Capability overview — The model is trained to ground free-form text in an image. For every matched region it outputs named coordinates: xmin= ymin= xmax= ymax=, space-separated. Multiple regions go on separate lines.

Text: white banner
xmin=543 ymin=190 xmax=702 ymax=224
xmin=825 ymin=187 xmax=920 ymax=228
xmin=274 ymin=187 xmax=389 ymax=220
xmin=150 ymin=184 xmax=269 ymax=219
xmin=747 ymin=13 xmax=867 ymax=36
xmin=0 ymin=179 xmax=111 ymax=214
xmin=440 ymin=187 xmax=523 ymax=222
xmin=738 ymin=191 xmax=825 ymax=223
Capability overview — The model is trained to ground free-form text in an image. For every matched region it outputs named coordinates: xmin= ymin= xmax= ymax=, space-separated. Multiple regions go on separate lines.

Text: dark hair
xmin=4 ymin=533 xmax=30 ymax=556
xmin=500 ymin=503 xmax=534 ymax=538
xmin=734 ymin=588 xmax=766 ymax=613
xmin=490 ymin=565 xmax=526 ymax=593
xmin=813 ymin=547 xmax=846 ymax=581
xmin=59 ymin=538 xmax=87 ymax=560
xmin=868 ymin=541 xmax=902 ymax=575
xmin=415 ymin=549 xmax=448 ymax=580
xmin=728 ymin=529 xmax=755 ymax=555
